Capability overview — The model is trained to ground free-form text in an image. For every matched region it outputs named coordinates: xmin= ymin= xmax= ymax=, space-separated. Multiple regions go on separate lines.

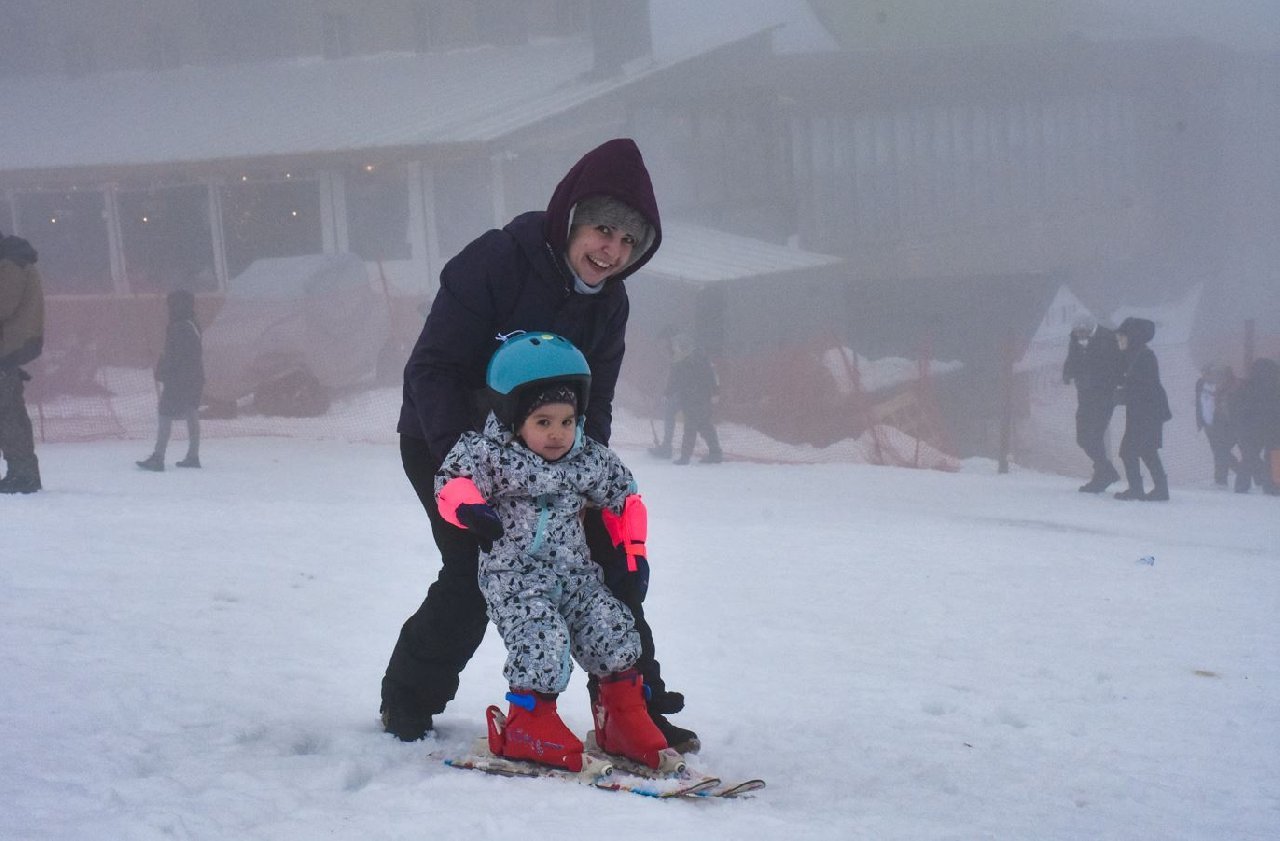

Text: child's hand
xmin=456 ymin=503 xmax=504 ymax=551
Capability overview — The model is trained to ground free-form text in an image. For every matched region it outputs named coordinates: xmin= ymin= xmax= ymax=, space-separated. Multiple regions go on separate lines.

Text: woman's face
xmin=1117 ymin=333 xmax=1129 ymax=351
xmin=565 ymin=223 xmax=637 ymax=287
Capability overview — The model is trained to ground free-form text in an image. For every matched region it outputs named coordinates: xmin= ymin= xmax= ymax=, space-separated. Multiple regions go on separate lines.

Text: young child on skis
xmin=434 ymin=331 xmax=669 ymax=773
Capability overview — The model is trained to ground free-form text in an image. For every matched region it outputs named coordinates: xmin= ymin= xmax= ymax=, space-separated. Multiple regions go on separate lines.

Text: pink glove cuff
xmin=437 ymin=477 xmax=487 ymax=528
xmin=601 ymin=494 xmax=648 ymax=572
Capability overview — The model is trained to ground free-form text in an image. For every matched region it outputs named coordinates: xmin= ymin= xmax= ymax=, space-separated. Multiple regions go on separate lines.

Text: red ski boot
xmin=487 ymin=691 xmax=584 ymax=772
xmin=593 ymin=670 xmax=670 ymax=769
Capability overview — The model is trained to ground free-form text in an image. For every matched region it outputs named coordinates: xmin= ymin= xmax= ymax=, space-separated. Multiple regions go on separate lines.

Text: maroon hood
xmin=543 ymin=138 xmax=661 ymax=283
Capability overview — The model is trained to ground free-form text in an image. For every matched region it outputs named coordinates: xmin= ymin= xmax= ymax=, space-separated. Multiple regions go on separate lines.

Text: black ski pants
xmin=1075 ymin=391 xmax=1116 ymax=472
xmin=383 ymin=434 xmax=668 ymax=715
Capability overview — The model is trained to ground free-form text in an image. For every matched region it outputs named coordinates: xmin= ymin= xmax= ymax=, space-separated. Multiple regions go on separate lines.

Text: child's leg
xmin=484 ymin=568 xmax=575 ymax=694
xmin=563 ymin=574 xmax=641 ymax=677
xmin=482 ymin=569 xmax=585 ymax=769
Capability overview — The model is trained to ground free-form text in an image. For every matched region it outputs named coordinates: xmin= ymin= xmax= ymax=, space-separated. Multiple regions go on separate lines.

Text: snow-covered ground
xmin=2 ymin=433 xmax=1277 ymax=840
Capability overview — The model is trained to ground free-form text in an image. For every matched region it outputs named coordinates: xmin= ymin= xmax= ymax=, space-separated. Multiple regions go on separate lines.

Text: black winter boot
xmin=1079 ymin=461 xmax=1120 ymax=493
xmin=380 ymin=680 xmax=435 ymax=742
xmin=1114 ymin=459 xmax=1144 ymax=500
xmin=1144 ymin=457 xmax=1169 ymax=501
xmin=136 ymin=454 xmax=164 ymax=472
xmin=648 ymin=711 xmax=700 ymax=755
xmin=0 ymin=473 xmax=40 ymax=494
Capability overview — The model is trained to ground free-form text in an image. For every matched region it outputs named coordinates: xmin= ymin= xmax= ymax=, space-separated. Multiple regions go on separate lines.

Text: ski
xmin=444 ymin=738 xmax=720 ymax=799
xmin=584 ymin=731 xmax=766 ymax=799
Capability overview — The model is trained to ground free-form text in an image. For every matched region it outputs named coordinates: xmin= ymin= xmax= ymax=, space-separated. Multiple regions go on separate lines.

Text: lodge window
xmin=345 ymin=164 xmax=412 ymax=261
xmin=14 ymin=190 xmax=112 ymax=294
xmin=220 ymin=176 xmax=323 ymax=279
xmin=322 ymin=13 xmax=353 ymax=59
xmin=145 ymin=27 xmax=181 ymax=72
xmin=433 ymin=157 xmax=494 ymax=259
xmin=62 ymin=31 xmax=96 ymax=77
xmin=118 ymin=184 xmax=218 ymax=293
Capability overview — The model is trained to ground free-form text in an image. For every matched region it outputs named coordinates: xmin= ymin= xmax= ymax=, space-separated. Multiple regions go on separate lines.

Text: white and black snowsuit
xmin=435 ymin=412 xmax=641 ymax=694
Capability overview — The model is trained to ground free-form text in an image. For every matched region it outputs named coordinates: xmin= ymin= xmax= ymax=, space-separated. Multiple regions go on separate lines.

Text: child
xmin=434 ymin=332 xmax=668 ymax=772
xmin=137 ymin=290 xmax=204 ymax=471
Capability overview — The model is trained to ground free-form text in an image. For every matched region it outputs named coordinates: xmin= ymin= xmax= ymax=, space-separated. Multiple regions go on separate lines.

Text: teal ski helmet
xmin=486 ymin=332 xmax=591 ymax=429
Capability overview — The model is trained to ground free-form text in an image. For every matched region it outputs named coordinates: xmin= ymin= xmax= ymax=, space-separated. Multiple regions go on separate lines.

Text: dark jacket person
xmin=1113 ymin=317 xmax=1172 ymax=501
xmin=383 ymin=139 xmax=697 ymax=752
xmin=0 ymin=232 xmax=44 ymax=494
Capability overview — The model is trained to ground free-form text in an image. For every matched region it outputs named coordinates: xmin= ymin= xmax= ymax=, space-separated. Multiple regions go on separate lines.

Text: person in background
xmin=1231 ymin=357 xmax=1280 ymax=495
xmin=1062 ymin=316 xmax=1125 ymax=493
xmin=669 ymin=334 xmax=722 ymax=465
xmin=1194 ymin=363 xmax=1238 ymax=487
xmin=382 ymin=138 xmax=697 ymax=753
xmin=436 ymin=333 xmax=670 ymax=772
xmin=648 ymin=325 xmax=679 ymax=459
xmin=0 ymin=230 xmax=44 ymax=495
xmin=1112 ymin=317 xmax=1172 ymax=501
xmin=137 ymin=290 xmax=205 ymax=471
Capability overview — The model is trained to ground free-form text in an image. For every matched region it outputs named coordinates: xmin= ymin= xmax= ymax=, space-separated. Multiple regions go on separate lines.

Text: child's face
xmin=518 ymin=402 xmax=577 ymax=461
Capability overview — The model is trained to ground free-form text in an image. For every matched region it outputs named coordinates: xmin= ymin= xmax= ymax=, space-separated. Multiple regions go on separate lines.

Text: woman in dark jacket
xmin=1113 ymin=317 xmax=1172 ymax=501
xmin=382 ymin=139 xmax=698 ymax=751
xmin=1232 ymin=357 xmax=1280 ymax=495
xmin=137 ymin=290 xmax=204 ymax=471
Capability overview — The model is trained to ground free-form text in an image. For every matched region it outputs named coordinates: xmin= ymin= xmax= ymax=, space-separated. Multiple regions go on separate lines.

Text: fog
xmin=2 ymin=0 xmax=1278 ymax=472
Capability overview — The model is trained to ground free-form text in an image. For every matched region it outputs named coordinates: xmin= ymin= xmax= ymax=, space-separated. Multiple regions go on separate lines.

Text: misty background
xmin=1 ymin=0 xmax=1277 ymax=482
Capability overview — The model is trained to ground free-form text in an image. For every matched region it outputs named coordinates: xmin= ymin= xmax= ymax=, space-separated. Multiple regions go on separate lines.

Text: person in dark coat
xmin=382 ymin=138 xmax=698 ymax=751
xmin=1195 ymin=363 xmax=1238 ymax=486
xmin=1062 ymin=317 xmax=1125 ymax=492
xmin=669 ymin=334 xmax=722 ymax=465
xmin=0 ymin=231 xmax=44 ymax=494
xmin=137 ymin=289 xmax=204 ymax=471
xmin=1231 ymin=357 xmax=1280 ymax=495
xmin=1112 ymin=317 xmax=1172 ymax=501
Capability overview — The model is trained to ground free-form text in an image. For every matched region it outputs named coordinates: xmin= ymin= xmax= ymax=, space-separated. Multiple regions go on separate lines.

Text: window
xmin=197 ymin=0 xmax=290 ymax=64
xmin=220 ymin=176 xmax=323 ymax=279
xmin=346 ymin=165 xmax=411 ymax=261
xmin=14 ymin=190 xmax=112 ymax=294
xmin=433 ymin=157 xmax=493 ymax=258
xmin=322 ymin=13 xmax=352 ymax=59
xmin=118 ymin=184 xmax=218 ymax=292
xmin=62 ymin=31 xmax=96 ymax=77
xmin=145 ymin=27 xmax=181 ymax=72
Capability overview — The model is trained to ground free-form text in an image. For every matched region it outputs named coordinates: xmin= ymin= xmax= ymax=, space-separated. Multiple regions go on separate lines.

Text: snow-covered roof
xmin=1 ymin=37 xmax=706 ymax=173
xmin=640 ymin=223 xmax=841 ymax=284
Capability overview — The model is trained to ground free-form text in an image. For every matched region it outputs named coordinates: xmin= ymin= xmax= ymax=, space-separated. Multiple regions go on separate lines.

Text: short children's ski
xmin=584 ymin=730 xmax=766 ymax=799
xmin=444 ymin=738 xmax=718 ymax=799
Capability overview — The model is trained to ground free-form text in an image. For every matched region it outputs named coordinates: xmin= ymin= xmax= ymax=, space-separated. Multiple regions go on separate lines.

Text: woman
xmin=1113 ymin=317 xmax=1172 ymax=501
xmin=381 ymin=138 xmax=697 ymax=752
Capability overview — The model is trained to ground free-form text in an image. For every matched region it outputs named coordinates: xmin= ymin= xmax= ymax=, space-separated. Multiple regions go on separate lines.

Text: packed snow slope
xmin=2 ymin=438 xmax=1276 ymax=841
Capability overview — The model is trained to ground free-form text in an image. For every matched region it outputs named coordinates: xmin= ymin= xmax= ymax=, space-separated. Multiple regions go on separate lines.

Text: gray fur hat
xmin=570 ymin=195 xmax=655 ymax=265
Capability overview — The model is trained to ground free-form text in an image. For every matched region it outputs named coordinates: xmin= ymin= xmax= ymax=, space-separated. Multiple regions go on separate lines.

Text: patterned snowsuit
xmin=436 ymin=412 xmax=641 ymax=694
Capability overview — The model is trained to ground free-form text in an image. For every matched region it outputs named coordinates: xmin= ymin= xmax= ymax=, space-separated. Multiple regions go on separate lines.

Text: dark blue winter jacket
xmin=397 ymin=138 xmax=662 ymax=467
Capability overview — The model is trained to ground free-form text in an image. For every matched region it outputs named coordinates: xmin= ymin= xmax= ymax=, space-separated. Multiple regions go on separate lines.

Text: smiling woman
xmin=381 ymin=138 xmax=700 ymax=757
